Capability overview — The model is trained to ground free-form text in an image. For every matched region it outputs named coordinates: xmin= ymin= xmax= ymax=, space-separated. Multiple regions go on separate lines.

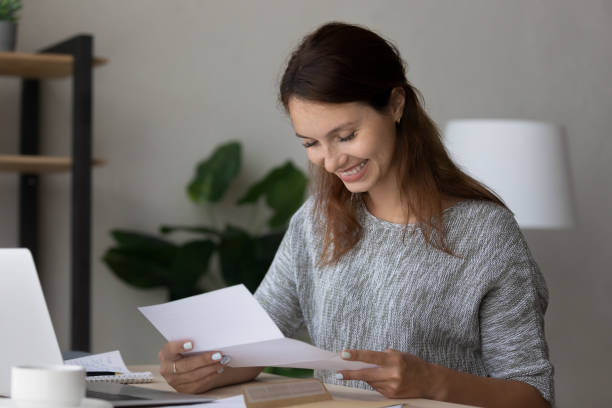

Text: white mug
xmin=10 ymin=365 xmax=85 ymax=407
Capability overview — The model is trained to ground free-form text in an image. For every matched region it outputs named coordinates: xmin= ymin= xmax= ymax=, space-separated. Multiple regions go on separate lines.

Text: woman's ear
xmin=389 ymin=87 xmax=406 ymax=123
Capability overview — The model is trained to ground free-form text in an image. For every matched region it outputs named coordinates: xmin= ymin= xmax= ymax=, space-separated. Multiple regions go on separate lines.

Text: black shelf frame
xmin=18 ymin=34 xmax=94 ymax=352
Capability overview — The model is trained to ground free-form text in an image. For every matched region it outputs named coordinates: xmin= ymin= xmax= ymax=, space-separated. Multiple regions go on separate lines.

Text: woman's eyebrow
xmin=295 ymin=121 xmax=356 ymax=139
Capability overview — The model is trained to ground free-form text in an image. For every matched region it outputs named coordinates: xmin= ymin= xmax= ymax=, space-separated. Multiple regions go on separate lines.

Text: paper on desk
xmin=138 ymin=284 xmax=376 ymax=370
xmin=65 ymin=350 xmax=130 ymax=373
xmin=211 ymin=395 xmax=246 ymax=407
xmin=159 ymin=395 xmax=246 ymax=408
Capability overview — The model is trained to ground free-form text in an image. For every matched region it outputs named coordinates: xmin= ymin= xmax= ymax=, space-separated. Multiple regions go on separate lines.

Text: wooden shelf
xmin=0 ymin=154 xmax=105 ymax=173
xmin=0 ymin=51 xmax=107 ymax=78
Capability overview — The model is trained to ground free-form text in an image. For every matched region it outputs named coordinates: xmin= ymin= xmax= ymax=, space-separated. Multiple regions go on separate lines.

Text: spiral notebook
xmin=85 ymin=371 xmax=154 ymax=384
xmin=65 ymin=350 xmax=154 ymax=384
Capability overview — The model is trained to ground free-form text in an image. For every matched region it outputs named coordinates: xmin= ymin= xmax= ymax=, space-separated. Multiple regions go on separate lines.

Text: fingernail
xmin=211 ymin=352 xmax=222 ymax=361
xmin=217 ymin=367 xmax=224 ymax=374
xmin=183 ymin=341 xmax=193 ymax=350
xmin=220 ymin=355 xmax=231 ymax=365
xmin=341 ymin=351 xmax=351 ymax=360
xmin=335 ymin=373 xmax=344 ymax=380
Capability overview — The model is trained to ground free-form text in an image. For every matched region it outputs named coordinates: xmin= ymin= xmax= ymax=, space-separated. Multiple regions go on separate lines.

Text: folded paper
xmin=139 ymin=285 xmax=376 ymax=370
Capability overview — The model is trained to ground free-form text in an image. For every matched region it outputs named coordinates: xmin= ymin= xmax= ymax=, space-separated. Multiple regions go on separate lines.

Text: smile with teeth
xmin=339 ymin=160 xmax=368 ymax=177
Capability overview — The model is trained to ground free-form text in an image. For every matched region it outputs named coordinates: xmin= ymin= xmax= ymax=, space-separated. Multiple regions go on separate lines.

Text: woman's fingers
xmin=164 ymin=359 xmax=219 ymax=390
xmin=158 ymin=339 xmax=194 ymax=362
xmin=173 ymin=351 xmax=229 ymax=374
xmin=157 ymin=340 xmax=235 ymax=394
xmin=159 ymin=344 xmax=231 ymax=389
xmin=172 ymin=367 xmax=220 ymax=395
xmin=172 ymin=362 xmax=224 ymax=387
xmin=336 ymin=367 xmax=386 ymax=383
xmin=337 ymin=349 xmax=429 ymax=399
xmin=340 ymin=349 xmax=392 ymax=366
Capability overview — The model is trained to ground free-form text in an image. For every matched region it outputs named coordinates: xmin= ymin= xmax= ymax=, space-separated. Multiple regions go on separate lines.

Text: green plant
xmin=0 ymin=0 xmax=22 ymax=22
xmin=103 ymin=141 xmax=308 ymax=300
xmin=262 ymin=367 xmax=313 ymax=378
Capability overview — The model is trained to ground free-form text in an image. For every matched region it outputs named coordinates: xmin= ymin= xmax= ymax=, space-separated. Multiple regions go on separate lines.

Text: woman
xmin=158 ymin=22 xmax=554 ymax=407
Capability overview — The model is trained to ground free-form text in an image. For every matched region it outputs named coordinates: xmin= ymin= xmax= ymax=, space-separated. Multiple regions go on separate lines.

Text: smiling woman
xmin=278 ymin=23 xmax=509 ymax=266
xmin=158 ymin=22 xmax=554 ymax=408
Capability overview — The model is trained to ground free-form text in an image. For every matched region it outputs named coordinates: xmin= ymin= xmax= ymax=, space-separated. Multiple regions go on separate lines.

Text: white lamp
xmin=443 ymin=119 xmax=575 ymax=229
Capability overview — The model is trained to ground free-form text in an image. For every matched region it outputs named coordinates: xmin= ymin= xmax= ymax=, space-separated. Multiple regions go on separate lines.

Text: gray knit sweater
xmin=254 ymin=197 xmax=554 ymax=404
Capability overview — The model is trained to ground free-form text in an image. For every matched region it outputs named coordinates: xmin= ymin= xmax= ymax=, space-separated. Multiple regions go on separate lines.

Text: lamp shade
xmin=443 ymin=119 xmax=575 ymax=229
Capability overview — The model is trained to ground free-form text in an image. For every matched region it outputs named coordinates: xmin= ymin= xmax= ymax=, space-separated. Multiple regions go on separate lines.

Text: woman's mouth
xmin=337 ymin=159 xmax=368 ymax=182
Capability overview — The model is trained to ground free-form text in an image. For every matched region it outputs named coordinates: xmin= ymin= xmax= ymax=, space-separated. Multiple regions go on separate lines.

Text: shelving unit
xmin=0 ymin=35 xmax=107 ymax=352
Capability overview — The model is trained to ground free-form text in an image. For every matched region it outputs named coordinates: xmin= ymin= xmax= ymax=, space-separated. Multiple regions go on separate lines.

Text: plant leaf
xmin=217 ymin=225 xmax=254 ymax=289
xmin=0 ymin=0 xmax=21 ymax=21
xmin=236 ymin=174 xmax=271 ymax=205
xmin=218 ymin=226 xmax=284 ymax=292
xmin=159 ymin=225 xmax=221 ymax=237
xmin=187 ymin=142 xmax=241 ymax=204
xmin=167 ymin=239 xmax=215 ymax=300
xmin=237 ymin=161 xmax=307 ymax=228
xmin=262 ymin=367 xmax=313 ymax=378
xmin=102 ymin=248 xmax=170 ymax=288
xmin=110 ymin=229 xmax=178 ymax=266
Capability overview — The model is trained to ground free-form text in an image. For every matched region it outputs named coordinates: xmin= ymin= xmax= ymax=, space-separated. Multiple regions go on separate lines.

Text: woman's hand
xmin=336 ymin=348 xmax=439 ymax=399
xmin=158 ymin=340 xmax=231 ymax=394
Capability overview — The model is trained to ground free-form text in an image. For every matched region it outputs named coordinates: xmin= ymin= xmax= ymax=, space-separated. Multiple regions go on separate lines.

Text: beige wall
xmin=0 ymin=1 xmax=610 ymax=406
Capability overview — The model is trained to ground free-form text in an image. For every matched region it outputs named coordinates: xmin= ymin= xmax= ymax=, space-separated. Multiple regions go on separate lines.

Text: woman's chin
xmin=342 ymin=182 xmax=369 ymax=194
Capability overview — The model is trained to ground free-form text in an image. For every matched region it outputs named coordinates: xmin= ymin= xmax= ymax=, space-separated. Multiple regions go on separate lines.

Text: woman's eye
xmin=339 ymin=132 xmax=356 ymax=142
xmin=302 ymin=140 xmax=317 ymax=148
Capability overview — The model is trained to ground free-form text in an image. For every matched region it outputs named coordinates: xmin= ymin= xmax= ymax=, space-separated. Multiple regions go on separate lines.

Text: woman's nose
xmin=322 ymin=148 xmax=347 ymax=174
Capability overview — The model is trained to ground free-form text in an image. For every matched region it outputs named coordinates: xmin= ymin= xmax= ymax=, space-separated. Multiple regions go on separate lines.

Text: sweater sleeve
xmin=479 ymin=221 xmax=555 ymax=405
xmin=254 ymin=206 xmax=306 ymax=338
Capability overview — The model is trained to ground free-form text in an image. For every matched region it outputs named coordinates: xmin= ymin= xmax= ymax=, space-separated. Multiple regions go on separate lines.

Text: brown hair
xmin=279 ymin=22 xmax=506 ymax=265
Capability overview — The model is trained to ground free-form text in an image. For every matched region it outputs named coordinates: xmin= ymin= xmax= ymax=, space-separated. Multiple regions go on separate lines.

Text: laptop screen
xmin=0 ymin=249 xmax=64 ymax=396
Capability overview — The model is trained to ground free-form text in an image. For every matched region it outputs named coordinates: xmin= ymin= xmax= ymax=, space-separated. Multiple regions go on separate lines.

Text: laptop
xmin=0 ymin=248 xmax=214 ymax=406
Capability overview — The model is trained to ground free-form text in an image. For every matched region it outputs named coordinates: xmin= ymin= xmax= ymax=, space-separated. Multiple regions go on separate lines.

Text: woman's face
xmin=288 ymin=92 xmax=404 ymax=198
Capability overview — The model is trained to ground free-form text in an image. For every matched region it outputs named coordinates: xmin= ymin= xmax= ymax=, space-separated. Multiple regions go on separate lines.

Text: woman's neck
xmin=364 ymin=189 xmax=463 ymax=225
xmin=364 ymin=190 xmax=416 ymax=224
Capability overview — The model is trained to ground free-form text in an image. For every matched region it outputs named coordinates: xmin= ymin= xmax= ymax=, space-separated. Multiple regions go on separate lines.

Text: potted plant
xmin=0 ymin=0 xmax=21 ymax=51
xmin=103 ymin=141 xmax=309 ymax=300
